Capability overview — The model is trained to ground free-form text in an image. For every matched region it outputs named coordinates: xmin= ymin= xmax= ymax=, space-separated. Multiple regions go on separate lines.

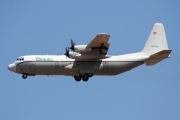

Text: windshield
xmin=16 ymin=57 xmax=24 ymax=61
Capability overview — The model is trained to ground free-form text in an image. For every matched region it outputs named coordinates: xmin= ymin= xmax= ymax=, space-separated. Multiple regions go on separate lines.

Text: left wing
xmin=87 ymin=33 xmax=110 ymax=55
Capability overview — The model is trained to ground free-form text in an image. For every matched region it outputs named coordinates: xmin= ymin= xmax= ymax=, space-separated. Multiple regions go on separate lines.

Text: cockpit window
xmin=16 ymin=57 xmax=24 ymax=61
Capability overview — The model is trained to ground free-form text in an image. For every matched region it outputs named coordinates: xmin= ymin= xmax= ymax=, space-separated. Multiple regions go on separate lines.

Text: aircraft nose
xmin=8 ymin=64 xmax=16 ymax=72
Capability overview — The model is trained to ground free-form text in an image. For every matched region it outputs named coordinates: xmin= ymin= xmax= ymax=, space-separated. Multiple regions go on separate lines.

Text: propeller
xmin=64 ymin=47 xmax=70 ymax=58
xmin=70 ymin=39 xmax=75 ymax=51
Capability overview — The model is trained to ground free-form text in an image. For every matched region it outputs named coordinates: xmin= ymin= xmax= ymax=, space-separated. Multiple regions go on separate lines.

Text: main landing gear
xmin=74 ymin=73 xmax=93 ymax=82
xmin=22 ymin=74 xmax=28 ymax=79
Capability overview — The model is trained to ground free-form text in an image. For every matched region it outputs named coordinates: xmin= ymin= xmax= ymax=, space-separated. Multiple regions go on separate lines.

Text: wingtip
xmin=98 ymin=33 xmax=110 ymax=35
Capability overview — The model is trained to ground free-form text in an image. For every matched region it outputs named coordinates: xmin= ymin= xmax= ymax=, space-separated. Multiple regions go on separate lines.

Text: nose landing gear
xmin=22 ymin=74 xmax=28 ymax=79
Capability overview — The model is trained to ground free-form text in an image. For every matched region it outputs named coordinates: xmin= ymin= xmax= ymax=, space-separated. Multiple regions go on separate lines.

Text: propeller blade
xmin=64 ymin=47 xmax=70 ymax=57
xmin=70 ymin=39 xmax=75 ymax=51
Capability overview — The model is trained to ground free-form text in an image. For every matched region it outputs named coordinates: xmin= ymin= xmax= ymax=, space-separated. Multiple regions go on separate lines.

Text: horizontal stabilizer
xmin=145 ymin=50 xmax=172 ymax=66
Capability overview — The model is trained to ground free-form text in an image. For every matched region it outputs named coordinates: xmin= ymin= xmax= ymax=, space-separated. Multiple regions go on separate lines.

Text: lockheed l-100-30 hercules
xmin=8 ymin=23 xmax=171 ymax=82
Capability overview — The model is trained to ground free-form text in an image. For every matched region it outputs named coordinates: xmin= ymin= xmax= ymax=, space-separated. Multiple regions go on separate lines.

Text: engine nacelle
xmin=74 ymin=45 xmax=92 ymax=53
xmin=68 ymin=52 xmax=80 ymax=58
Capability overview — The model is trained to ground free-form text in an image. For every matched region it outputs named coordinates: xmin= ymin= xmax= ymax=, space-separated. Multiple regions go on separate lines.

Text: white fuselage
xmin=8 ymin=52 xmax=149 ymax=76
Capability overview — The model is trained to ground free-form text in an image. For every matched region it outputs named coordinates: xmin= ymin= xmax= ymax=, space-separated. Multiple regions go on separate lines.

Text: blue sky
xmin=1 ymin=0 xmax=180 ymax=120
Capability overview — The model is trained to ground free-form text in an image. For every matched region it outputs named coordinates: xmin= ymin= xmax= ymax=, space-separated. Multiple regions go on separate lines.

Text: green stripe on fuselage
xmin=36 ymin=57 xmax=53 ymax=61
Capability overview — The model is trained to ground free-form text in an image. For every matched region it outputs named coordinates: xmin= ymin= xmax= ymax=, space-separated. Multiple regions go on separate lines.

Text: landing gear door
xmin=79 ymin=69 xmax=94 ymax=74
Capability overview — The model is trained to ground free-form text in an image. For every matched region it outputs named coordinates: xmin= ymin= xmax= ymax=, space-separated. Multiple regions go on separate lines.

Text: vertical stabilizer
xmin=142 ymin=23 xmax=172 ymax=65
xmin=142 ymin=23 xmax=169 ymax=55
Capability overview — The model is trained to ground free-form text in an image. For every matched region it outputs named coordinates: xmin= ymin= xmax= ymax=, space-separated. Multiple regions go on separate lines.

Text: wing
xmin=87 ymin=33 xmax=110 ymax=55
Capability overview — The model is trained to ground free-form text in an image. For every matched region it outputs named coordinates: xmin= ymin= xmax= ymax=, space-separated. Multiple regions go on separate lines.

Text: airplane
xmin=8 ymin=23 xmax=172 ymax=82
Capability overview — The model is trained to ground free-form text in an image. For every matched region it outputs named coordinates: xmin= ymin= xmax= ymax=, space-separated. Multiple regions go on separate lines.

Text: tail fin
xmin=142 ymin=23 xmax=172 ymax=65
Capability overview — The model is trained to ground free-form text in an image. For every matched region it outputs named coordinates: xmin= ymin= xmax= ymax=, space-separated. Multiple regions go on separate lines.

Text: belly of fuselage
xmin=16 ymin=61 xmax=143 ymax=76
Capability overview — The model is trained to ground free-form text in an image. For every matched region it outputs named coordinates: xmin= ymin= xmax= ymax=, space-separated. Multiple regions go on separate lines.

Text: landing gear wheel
xmin=88 ymin=73 xmax=93 ymax=77
xmin=74 ymin=76 xmax=81 ymax=82
xmin=22 ymin=74 xmax=28 ymax=79
xmin=79 ymin=73 xmax=85 ymax=78
xmin=82 ymin=74 xmax=89 ymax=82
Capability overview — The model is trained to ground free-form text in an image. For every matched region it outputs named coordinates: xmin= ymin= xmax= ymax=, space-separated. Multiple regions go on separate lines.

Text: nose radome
xmin=8 ymin=64 xmax=16 ymax=72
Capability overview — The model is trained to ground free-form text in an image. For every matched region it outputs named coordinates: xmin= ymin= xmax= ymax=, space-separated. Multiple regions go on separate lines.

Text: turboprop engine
xmin=70 ymin=40 xmax=92 ymax=53
xmin=72 ymin=45 xmax=92 ymax=53
xmin=64 ymin=47 xmax=110 ymax=60
xmin=64 ymin=40 xmax=111 ymax=60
